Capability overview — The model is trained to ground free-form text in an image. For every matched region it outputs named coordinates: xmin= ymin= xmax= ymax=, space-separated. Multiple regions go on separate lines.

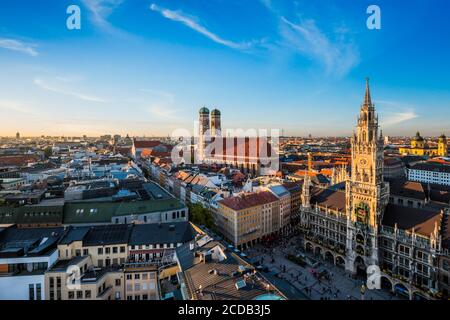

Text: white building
xmin=0 ymin=226 xmax=62 ymax=300
xmin=408 ymin=162 xmax=450 ymax=186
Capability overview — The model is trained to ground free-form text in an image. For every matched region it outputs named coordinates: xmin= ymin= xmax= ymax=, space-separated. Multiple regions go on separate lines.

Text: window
xmin=113 ymin=247 xmax=118 ymax=254
xmin=98 ymin=248 xmax=103 ymax=255
xmin=36 ymin=284 xmax=41 ymax=300
xmin=98 ymin=259 xmax=103 ymax=267
xmin=142 ymin=273 xmax=148 ymax=280
xmin=77 ymin=291 xmax=83 ymax=299
xmin=417 ymin=251 xmax=429 ymax=261
xmin=443 ymin=260 xmax=450 ymax=272
xmin=142 ymin=294 xmax=148 ymax=300
xmin=85 ymin=290 xmax=91 ymax=298
xmin=135 ymin=283 xmax=140 ymax=291
xmin=105 ymin=247 xmax=111 ymax=254
xmin=29 ymin=284 xmax=35 ymax=300
xmin=120 ymin=246 xmax=125 ymax=253
xmin=115 ymin=279 xmax=121 ymax=286
xmin=126 ymin=274 xmax=132 ymax=280
xmin=68 ymin=291 xmax=74 ymax=299
xmin=83 ymin=249 xmax=89 ymax=255
xmin=134 ymin=274 xmax=140 ymax=280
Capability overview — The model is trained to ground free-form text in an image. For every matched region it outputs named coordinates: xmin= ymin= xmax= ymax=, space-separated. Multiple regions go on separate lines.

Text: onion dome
xmin=199 ymin=107 xmax=209 ymax=114
xmin=211 ymin=108 xmax=221 ymax=116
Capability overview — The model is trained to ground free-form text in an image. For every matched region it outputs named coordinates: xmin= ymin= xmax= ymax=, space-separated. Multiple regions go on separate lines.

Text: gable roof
xmin=382 ymin=203 xmax=444 ymax=236
xmin=311 ymin=187 xmax=346 ymax=212
xmin=133 ymin=139 xmax=161 ymax=149
xmin=218 ymin=191 xmax=278 ymax=211
xmin=129 ymin=221 xmax=195 ymax=245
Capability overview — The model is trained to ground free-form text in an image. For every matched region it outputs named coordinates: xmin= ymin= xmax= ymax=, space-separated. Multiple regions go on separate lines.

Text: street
xmin=244 ymin=234 xmax=401 ymax=300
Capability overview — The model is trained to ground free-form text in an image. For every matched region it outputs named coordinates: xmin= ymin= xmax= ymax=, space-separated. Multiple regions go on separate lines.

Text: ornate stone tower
xmin=345 ymin=79 xmax=390 ymax=275
xmin=301 ymin=174 xmax=311 ymax=209
xmin=438 ymin=133 xmax=448 ymax=157
xmin=210 ymin=108 xmax=221 ymax=137
xmin=198 ymin=107 xmax=210 ymax=160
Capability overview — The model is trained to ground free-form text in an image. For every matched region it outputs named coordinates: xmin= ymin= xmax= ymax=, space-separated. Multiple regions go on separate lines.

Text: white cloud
xmin=375 ymin=100 xmax=419 ymax=126
xmin=147 ymin=104 xmax=178 ymax=119
xmin=381 ymin=110 xmax=418 ymax=126
xmin=140 ymin=89 xmax=175 ymax=104
xmin=0 ymin=100 xmax=31 ymax=113
xmin=33 ymin=77 xmax=106 ymax=103
xmin=0 ymin=38 xmax=38 ymax=56
xmin=81 ymin=0 xmax=129 ymax=37
xmin=280 ymin=17 xmax=359 ymax=77
xmin=150 ymin=3 xmax=255 ymax=50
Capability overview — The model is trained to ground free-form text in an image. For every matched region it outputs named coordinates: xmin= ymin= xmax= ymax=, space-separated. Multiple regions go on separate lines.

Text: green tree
xmin=43 ymin=146 xmax=53 ymax=158
xmin=188 ymin=203 xmax=214 ymax=229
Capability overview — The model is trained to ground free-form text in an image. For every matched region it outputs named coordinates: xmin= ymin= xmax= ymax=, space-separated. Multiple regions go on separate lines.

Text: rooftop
xmin=218 ymin=191 xmax=279 ymax=211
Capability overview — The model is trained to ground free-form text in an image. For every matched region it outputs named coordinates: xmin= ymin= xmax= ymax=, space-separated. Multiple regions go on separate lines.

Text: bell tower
xmin=345 ymin=78 xmax=389 ymax=275
xmin=438 ymin=133 xmax=448 ymax=157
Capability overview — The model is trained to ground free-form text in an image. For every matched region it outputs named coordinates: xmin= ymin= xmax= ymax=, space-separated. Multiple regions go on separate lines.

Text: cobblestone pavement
xmin=243 ymin=235 xmax=402 ymax=300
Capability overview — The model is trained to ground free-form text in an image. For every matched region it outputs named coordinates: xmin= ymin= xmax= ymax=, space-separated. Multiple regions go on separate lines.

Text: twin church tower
xmin=199 ymin=107 xmax=222 ymax=138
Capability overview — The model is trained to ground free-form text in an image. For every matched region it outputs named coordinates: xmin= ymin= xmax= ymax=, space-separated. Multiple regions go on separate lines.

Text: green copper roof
xmin=63 ymin=198 xmax=186 ymax=224
xmin=199 ymin=107 xmax=209 ymax=114
xmin=211 ymin=109 xmax=221 ymax=115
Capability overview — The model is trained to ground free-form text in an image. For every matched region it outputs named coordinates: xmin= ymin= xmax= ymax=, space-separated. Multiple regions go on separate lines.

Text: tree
xmin=188 ymin=203 xmax=214 ymax=229
xmin=43 ymin=146 xmax=53 ymax=158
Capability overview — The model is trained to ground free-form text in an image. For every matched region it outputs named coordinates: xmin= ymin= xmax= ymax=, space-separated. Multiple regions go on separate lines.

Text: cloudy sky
xmin=0 ymin=0 xmax=449 ymax=137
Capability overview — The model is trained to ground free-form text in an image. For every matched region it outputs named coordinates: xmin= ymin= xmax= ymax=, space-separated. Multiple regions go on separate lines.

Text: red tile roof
xmin=218 ymin=191 xmax=278 ymax=211
xmin=206 ymin=137 xmax=275 ymax=161
xmin=133 ymin=139 xmax=161 ymax=148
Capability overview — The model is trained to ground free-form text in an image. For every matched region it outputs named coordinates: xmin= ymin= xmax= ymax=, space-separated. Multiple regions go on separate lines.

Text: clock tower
xmin=345 ymin=78 xmax=389 ymax=275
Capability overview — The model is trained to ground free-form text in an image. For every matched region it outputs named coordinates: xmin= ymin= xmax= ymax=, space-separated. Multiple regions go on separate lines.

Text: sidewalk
xmin=244 ymin=240 xmax=399 ymax=300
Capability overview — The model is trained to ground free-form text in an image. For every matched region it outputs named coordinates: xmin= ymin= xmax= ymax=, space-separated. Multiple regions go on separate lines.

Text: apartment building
xmin=124 ymin=265 xmax=159 ymax=300
xmin=0 ymin=226 xmax=62 ymax=300
xmin=45 ymin=255 xmax=124 ymax=300
xmin=408 ymin=162 xmax=450 ymax=186
xmin=215 ymin=191 xmax=280 ymax=248
xmin=58 ymin=224 xmax=131 ymax=267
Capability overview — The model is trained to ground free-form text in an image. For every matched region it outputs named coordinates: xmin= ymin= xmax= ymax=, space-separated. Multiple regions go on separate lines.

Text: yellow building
xmin=399 ymin=132 xmax=447 ymax=157
xmin=215 ymin=191 xmax=280 ymax=248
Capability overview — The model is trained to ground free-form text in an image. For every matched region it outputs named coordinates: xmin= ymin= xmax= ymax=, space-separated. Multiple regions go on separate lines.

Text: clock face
xmin=359 ymin=158 xmax=368 ymax=167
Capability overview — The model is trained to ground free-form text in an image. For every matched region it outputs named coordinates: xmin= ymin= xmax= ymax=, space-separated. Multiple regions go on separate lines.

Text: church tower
xmin=438 ymin=133 xmax=448 ymax=157
xmin=345 ymin=79 xmax=390 ymax=275
xmin=210 ymin=109 xmax=221 ymax=137
xmin=198 ymin=107 xmax=210 ymax=160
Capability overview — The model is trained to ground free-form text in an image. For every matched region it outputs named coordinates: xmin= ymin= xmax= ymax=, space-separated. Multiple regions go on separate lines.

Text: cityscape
xmin=0 ymin=0 xmax=450 ymax=307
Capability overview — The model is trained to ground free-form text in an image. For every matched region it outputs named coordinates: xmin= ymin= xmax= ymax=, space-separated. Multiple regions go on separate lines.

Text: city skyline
xmin=1 ymin=0 xmax=450 ymax=137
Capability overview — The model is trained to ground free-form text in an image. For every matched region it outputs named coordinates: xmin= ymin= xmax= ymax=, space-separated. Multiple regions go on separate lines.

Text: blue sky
xmin=0 ymin=0 xmax=449 ymax=137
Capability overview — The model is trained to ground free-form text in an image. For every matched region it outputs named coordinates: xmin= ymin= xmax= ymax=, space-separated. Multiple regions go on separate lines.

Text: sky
xmin=0 ymin=0 xmax=449 ymax=137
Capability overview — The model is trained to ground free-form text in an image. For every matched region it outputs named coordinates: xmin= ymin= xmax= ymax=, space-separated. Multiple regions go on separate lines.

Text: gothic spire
xmin=363 ymin=77 xmax=372 ymax=107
